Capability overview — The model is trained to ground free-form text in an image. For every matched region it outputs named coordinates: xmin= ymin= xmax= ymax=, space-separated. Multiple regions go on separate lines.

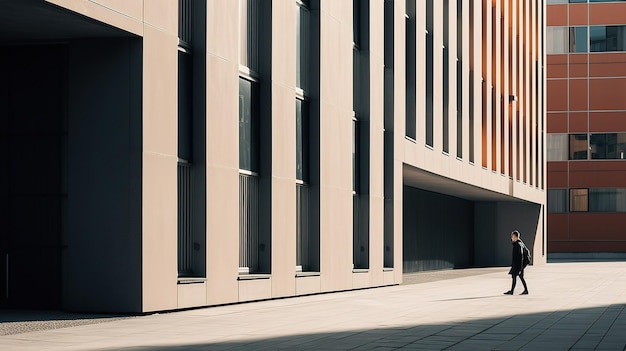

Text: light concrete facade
xmin=0 ymin=0 xmax=546 ymax=313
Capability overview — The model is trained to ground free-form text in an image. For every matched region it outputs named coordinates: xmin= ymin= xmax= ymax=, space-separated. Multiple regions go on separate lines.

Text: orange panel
xmin=569 ymin=80 xmax=588 ymax=111
xmin=589 ymin=78 xmax=626 ymax=111
xmin=547 ymin=5 xmax=568 ymax=27
xmin=570 ymin=214 xmax=626 ymax=241
xmin=547 ymin=80 xmax=568 ymax=112
xmin=548 ymin=162 xmax=568 ymax=172
xmin=569 ymin=54 xmax=588 ymax=78
xmin=589 ymin=3 xmax=626 ymax=26
xmin=548 ymin=112 xmax=568 ymax=133
xmin=549 ymin=241 xmax=626 ymax=253
xmin=569 ymin=112 xmax=588 ymax=133
xmin=590 ymin=112 xmax=626 ymax=133
xmin=547 ymin=214 xmax=568 ymax=241
xmin=547 ymin=54 xmax=568 ymax=65
xmin=569 ymin=169 xmax=626 ymax=188
xmin=589 ymin=53 xmax=626 ymax=78
xmin=548 ymin=63 xmax=568 ymax=79
xmin=569 ymin=4 xmax=588 ymax=26
xmin=570 ymin=161 xmax=626 ymax=172
xmin=547 ymin=169 xmax=568 ymax=188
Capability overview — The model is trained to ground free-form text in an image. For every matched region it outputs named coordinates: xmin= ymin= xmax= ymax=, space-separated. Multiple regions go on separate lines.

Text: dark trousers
xmin=511 ymin=270 xmax=528 ymax=292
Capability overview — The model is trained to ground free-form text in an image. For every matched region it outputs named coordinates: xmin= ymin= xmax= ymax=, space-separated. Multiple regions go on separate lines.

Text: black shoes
xmin=504 ymin=291 xmax=513 ymax=295
xmin=521 ymin=290 xmax=528 ymax=295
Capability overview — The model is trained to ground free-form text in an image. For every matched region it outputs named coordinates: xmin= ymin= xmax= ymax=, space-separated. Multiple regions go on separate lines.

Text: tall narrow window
xmin=296 ymin=0 xmax=311 ymax=273
xmin=353 ymin=0 xmax=370 ymax=270
xmin=239 ymin=0 xmax=260 ymax=274
xmin=443 ymin=0 xmax=450 ymax=153
xmin=406 ymin=0 xmax=416 ymax=139
xmin=426 ymin=0 xmax=434 ymax=147
xmin=383 ymin=0 xmax=394 ymax=268
xmin=456 ymin=0 xmax=463 ymax=158
xmin=469 ymin=0 xmax=475 ymax=163
xmin=178 ymin=0 xmax=195 ymax=278
xmin=295 ymin=98 xmax=310 ymax=271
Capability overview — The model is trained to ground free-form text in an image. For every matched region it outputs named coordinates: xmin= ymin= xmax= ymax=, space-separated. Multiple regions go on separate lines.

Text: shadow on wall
xmin=99 ymin=304 xmax=625 ymax=350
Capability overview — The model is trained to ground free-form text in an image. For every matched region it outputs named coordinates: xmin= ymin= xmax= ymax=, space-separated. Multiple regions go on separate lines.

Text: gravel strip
xmin=0 ymin=311 xmax=132 ymax=336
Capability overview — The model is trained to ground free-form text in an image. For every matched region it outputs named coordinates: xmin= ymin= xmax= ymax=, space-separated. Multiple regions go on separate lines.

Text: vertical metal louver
xmin=239 ymin=0 xmax=259 ymax=72
xmin=239 ymin=173 xmax=259 ymax=273
xmin=178 ymin=0 xmax=192 ymax=46
xmin=296 ymin=184 xmax=309 ymax=270
xmin=177 ymin=162 xmax=193 ymax=276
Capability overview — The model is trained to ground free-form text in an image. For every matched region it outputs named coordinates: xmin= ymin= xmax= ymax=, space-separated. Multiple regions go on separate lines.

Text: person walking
xmin=504 ymin=230 xmax=529 ymax=295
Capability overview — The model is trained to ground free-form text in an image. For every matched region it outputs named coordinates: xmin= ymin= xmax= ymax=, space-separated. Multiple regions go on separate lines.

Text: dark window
xmin=569 ymin=27 xmax=588 ymax=53
xmin=589 ymin=188 xmax=626 ymax=212
xmin=178 ymin=51 xmax=193 ymax=162
xmin=456 ymin=0 xmax=462 ymax=159
xmin=296 ymin=99 xmax=309 ymax=182
xmin=442 ymin=0 xmax=449 ymax=153
xmin=352 ymin=118 xmax=360 ymax=193
xmin=590 ymin=25 xmax=626 ymax=52
xmin=239 ymin=78 xmax=259 ymax=172
xmin=548 ymin=189 xmax=569 ymax=213
xmin=426 ymin=0 xmax=434 ymax=147
xmin=405 ymin=0 xmax=416 ymax=139
xmin=569 ymin=134 xmax=588 ymax=160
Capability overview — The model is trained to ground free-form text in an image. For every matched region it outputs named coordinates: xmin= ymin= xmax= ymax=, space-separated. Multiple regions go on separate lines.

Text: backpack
xmin=521 ymin=242 xmax=531 ymax=268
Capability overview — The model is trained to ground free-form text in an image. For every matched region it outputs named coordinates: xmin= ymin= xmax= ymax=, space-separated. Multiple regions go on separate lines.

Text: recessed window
xmin=547 ymin=134 xmax=568 ymax=161
xmin=590 ymin=25 xmax=626 ymax=52
xmin=570 ymin=189 xmax=589 ymax=212
xmin=239 ymin=78 xmax=259 ymax=172
xmin=569 ymin=27 xmax=588 ymax=53
xmin=548 ymin=189 xmax=569 ymax=213
xmin=547 ymin=27 xmax=568 ymax=54
xmin=589 ymin=188 xmax=626 ymax=212
xmin=569 ymin=134 xmax=588 ymax=160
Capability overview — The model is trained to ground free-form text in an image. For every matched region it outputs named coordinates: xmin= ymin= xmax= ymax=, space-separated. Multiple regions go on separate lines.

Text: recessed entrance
xmin=0 ymin=45 xmax=67 ymax=309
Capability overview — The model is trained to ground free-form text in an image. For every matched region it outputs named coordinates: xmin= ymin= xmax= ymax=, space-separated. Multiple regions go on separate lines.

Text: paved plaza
xmin=1 ymin=262 xmax=626 ymax=350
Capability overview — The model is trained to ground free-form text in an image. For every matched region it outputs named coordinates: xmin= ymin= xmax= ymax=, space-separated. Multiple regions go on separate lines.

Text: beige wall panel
xmin=320 ymin=11 xmax=351 ymax=112
xmin=91 ymin=0 xmax=143 ymax=22
xmin=143 ymin=25 xmax=177 ymax=156
xmin=271 ymin=85 xmax=296 ymax=179
xmin=295 ymin=276 xmax=321 ymax=295
xmin=368 ymin=195 xmax=384 ymax=283
xmin=205 ymin=14 xmax=239 ymax=305
xmin=324 ymin=0 xmax=351 ymax=25
xmin=141 ymin=23 xmax=178 ymax=312
xmin=352 ymin=272 xmax=370 ymax=289
xmin=383 ymin=270 xmax=395 ymax=285
xmin=318 ymin=98 xmax=352 ymax=293
xmin=178 ymin=283 xmax=207 ymax=309
xmin=205 ymin=166 xmax=239 ymax=305
xmin=319 ymin=188 xmax=353 ymax=291
xmin=239 ymin=279 xmax=272 ymax=302
xmin=144 ymin=0 xmax=177 ymax=35
xmin=206 ymin=0 xmax=239 ymax=62
xmin=45 ymin=0 xmax=143 ymax=36
xmin=272 ymin=0 xmax=296 ymax=89
xmin=270 ymin=178 xmax=297 ymax=297
xmin=206 ymin=55 xmax=238 ymax=168
xmin=142 ymin=153 xmax=177 ymax=312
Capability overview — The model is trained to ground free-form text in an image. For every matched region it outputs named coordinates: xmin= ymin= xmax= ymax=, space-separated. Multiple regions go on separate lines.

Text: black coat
xmin=509 ymin=239 xmax=525 ymax=276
